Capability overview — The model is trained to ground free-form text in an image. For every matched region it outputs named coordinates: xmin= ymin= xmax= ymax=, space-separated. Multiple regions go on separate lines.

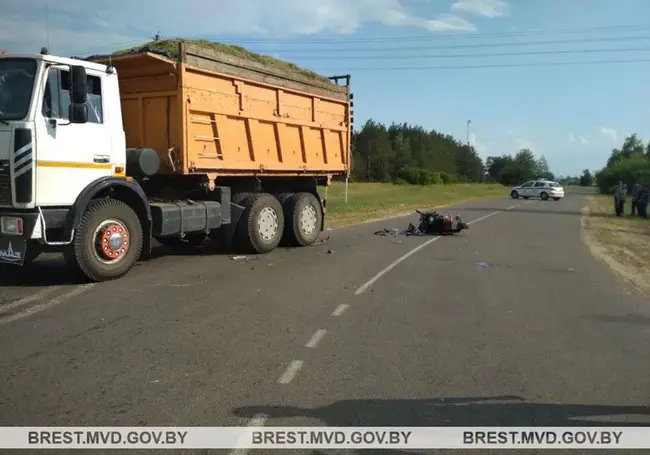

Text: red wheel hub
xmin=97 ymin=222 xmax=130 ymax=260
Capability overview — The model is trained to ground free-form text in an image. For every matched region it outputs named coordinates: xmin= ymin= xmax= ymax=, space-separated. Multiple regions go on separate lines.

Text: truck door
xmin=34 ymin=66 xmax=113 ymax=206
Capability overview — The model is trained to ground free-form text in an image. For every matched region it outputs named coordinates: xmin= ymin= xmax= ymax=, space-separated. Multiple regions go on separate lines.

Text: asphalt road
xmin=1 ymin=191 xmax=649 ymax=455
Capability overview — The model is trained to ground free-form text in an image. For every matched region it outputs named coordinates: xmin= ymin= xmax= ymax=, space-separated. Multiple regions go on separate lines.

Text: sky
xmin=2 ymin=0 xmax=650 ymax=176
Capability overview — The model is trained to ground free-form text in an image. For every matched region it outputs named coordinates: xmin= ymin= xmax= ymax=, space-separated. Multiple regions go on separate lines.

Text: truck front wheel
xmin=68 ymin=199 xmax=143 ymax=282
xmin=237 ymin=193 xmax=284 ymax=254
xmin=283 ymin=192 xmax=323 ymax=247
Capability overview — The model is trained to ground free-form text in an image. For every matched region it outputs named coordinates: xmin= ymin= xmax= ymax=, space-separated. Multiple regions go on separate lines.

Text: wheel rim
xmin=93 ymin=219 xmax=130 ymax=264
xmin=300 ymin=204 xmax=318 ymax=236
xmin=258 ymin=207 xmax=279 ymax=241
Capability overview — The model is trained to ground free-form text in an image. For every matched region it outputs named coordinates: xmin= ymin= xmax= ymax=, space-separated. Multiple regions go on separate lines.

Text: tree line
xmin=350 ymin=119 xmax=554 ymax=185
xmin=593 ymin=134 xmax=650 ymax=193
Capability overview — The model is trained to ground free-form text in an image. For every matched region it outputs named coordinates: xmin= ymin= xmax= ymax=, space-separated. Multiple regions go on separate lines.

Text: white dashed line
xmin=278 ymin=360 xmax=303 ymax=384
xmin=228 ymin=413 xmax=268 ymax=455
xmin=0 ymin=286 xmax=63 ymax=314
xmin=305 ymin=329 xmax=327 ymax=348
xmin=506 ymin=204 xmax=519 ymax=210
xmin=355 ymin=211 xmax=501 ymax=295
xmin=0 ymin=284 xmax=96 ymax=326
xmin=332 ymin=304 xmax=349 ymax=317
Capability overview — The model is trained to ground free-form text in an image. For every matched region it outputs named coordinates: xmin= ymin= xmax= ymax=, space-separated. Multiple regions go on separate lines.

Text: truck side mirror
xmin=69 ymin=103 xmax=88 ymax=124
xmin=70 ymin=65 xmax=88 ymax=105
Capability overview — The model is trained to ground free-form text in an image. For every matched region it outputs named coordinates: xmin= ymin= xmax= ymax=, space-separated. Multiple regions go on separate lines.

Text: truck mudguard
xmin=66 ymin=177 xmax=153 ymax=254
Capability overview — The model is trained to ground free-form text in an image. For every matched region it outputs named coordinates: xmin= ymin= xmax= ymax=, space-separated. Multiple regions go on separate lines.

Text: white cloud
xmin=0 ymin=0 xmax=483 ymax=56
xmin=450 ymin=0 xmax=510 ymax=18
xmin=600 ymin=127 xmax=618 ymax=141
xmin=568 ymin=131 xmax=589 ymax=145
xmin=469 ymin=133 xmax=487 ymax=154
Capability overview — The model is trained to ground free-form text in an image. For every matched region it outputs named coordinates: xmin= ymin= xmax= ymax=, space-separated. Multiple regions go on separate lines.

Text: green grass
xmin=582 ymin=195 xmax=650 ymax=295
xmin=111 ymin=39 xmax=331 ymax=83
xmin=319 ymin=182 xmax=507 ymax=227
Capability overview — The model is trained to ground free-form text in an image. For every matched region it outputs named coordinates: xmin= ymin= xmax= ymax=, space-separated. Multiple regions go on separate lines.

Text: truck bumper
xmin=0 ymin=210 xmax=42 ymax=266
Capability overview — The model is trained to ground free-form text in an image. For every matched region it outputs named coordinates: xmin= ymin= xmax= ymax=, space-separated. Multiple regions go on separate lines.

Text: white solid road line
xmin=305 ymin=329 xmax=327 ymax=348
xmin=0 ymin=286 xmax=63 ymax=314
xmin=355 ymin=236 xmax=441 ymax=295
xmin=278 ymin=360 xmax=303 ymax=385
xmin=0 ymin=284 xmax=96 ymax=326
xmin=228 ymin=413 xmax=268 ymax=455
xmin=467 ymin=211 xmax=501 ymax=225
xmin=331 ymin=304 xmax=349 ymax=317
xmin=355 ymin=210 xmax=501 ymax=295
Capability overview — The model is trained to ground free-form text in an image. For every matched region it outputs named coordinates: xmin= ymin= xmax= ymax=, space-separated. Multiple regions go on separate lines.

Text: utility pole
xmin=466 ymin=120 xmax=471 ymax=147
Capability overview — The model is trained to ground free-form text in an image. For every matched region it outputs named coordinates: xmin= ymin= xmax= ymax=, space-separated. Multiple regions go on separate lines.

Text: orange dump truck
xmin=0 ymin=43 xmax=351 ymax=281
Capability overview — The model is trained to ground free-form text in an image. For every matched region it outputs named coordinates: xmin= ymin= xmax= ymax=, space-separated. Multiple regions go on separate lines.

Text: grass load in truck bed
xmin=87 ymin=38 xmax=333 ymax=85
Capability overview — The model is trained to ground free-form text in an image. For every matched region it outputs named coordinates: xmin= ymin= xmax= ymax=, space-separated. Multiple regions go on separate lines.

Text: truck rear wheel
xmin=237 ymin=193 xmax=284 ymax=254
xmin=68 ymin=199 xmax=143 ymax=282
xmin=283 ymin=192 xmax=322 ymax=247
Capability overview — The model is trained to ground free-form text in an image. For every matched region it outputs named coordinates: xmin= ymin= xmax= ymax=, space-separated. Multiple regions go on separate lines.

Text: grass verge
xmin=581 ymin=195 xmax=650 ymax=295
xmin=320 ymin=182 xmax=507 ymax=228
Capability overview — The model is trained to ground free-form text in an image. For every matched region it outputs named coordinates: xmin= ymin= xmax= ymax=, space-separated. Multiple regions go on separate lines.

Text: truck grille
xmin=0 ymin=160 xmax=11 ymax=206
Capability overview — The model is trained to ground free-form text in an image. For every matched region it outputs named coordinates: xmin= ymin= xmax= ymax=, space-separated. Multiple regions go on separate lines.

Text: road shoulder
xmin=581 ymin=194 xmax=650 ymax=296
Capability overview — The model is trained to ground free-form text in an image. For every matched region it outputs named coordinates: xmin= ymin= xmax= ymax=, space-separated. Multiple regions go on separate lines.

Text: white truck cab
xmin=0 ymin=50 xmax=143 ymax=278
xmin=0 ymin=51 xmax=125 ymax=210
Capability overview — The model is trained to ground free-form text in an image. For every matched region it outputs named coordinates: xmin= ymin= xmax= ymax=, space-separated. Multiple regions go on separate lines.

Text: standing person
xmin=611 ymin=181 xmax=627 ymax=216
xmin=637 ymin=184 xmax=648 ymax=219
xmin=631 ymin=183 xmax=641 ymax=215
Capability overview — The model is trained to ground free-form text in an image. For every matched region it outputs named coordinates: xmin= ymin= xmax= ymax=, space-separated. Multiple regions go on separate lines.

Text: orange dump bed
xmin=93 ymin=43 xmax=351 ymax=178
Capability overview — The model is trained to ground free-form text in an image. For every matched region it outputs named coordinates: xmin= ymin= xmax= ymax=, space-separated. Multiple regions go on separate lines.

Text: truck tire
xmin=67 ymin=198 xmax=143 ymax=282
xmin=282 ymin=192 xmax=322 ymax=247
xmin=237 ymin=193 xmax=284 ymax=254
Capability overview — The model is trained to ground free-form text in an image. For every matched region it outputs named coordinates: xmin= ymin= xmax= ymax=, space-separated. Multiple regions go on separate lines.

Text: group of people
xmin=612 ymin=181 xmax=649 ymax=218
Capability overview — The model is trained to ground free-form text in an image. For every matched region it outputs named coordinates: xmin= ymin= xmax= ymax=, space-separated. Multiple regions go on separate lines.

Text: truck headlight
xmin=1 ymin=217 xmax=23 ymax=235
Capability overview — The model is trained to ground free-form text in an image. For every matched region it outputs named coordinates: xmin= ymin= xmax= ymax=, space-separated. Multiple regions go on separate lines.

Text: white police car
xmin=510 ymin=180 xmax=564 ymax=201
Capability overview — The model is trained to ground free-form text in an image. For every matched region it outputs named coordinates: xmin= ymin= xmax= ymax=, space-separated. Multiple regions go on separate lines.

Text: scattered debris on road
xmin=374 ymin=210 xmax=470 ymax=237
xmin=229 ymin=255 xmax=263 ymax=261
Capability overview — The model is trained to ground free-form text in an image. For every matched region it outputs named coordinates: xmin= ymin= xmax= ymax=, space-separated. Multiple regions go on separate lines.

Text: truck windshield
xmin=0 ymin=58 xmax=37 ymax=122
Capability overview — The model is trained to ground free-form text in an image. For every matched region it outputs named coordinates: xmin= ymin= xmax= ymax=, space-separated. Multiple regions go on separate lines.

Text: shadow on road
xmin=589 ymin=313 xmax=650 ymax=327
xmin=0 ymin=243 xmax=233 ymax=287
xmin=0 ymin=235 xmax=330 ymax=287
xmin=232 ymin=396 xmax=650 ymax=427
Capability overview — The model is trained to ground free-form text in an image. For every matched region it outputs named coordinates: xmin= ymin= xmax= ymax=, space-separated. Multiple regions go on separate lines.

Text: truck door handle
xmin=93 ymin=156 xmax=110 ymax=164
